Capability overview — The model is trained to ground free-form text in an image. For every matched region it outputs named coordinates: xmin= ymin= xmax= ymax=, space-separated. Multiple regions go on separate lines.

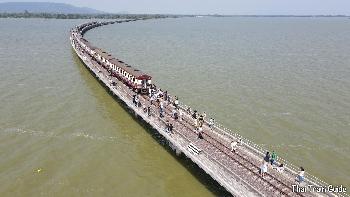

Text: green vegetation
xmin=2 ymin=12 xmax=346 ymax=19
xmin=0 ymin=12 xmax=183 ymax=19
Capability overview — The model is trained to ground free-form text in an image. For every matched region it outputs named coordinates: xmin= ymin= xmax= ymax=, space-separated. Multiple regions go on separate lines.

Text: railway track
xmin=132 ymin=91 xmax=303 ymax=196
xmin=86 ymin=57 xmax=310 ymax=196
xmin=164 ymin=106 xmax=303 ymax=196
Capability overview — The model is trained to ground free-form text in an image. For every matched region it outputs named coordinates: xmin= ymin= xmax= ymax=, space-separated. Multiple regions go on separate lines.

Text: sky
xmin=1 ymin=0 xmax=350 ymax=15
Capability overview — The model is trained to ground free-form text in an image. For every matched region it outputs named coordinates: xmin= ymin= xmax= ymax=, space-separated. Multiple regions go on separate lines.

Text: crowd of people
xmin=146 ymin=84 xmax=217 ymax=140
xmin=132 ymin=87 xmax=307 ymax=186
xmin=259 ymin=151 xmax=305 ymax=184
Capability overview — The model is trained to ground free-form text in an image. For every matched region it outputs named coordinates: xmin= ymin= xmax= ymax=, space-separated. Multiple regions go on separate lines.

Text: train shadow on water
xmin=71 ymin=50 xmax=233 ymax=197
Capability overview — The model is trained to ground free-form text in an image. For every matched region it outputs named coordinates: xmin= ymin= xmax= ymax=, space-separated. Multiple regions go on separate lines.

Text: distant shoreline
xmin=0 ymin=13 xmax=181 ymax=19
xmin=0 ymin=12 xmax=348 ymax=19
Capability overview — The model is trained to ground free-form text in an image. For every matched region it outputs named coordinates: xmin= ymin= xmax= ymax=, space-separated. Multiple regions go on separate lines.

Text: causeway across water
xmin=69 ymin=18 xmax=346 ymax=197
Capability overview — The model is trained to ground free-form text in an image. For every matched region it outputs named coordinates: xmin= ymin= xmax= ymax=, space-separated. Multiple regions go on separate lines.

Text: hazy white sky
xmin=1 ymin=0 xmax=350 ymax=15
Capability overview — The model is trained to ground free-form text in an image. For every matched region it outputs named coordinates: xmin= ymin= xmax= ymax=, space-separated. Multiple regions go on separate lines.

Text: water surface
xmin=0 ymin=17 xmax=349 ymax=196
xmin=0 ymin=18 xmax=221 ymax=197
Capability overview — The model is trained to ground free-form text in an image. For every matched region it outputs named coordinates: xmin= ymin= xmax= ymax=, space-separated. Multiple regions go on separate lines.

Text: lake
xmin=0 ymin=17 xmax=349 ymax=196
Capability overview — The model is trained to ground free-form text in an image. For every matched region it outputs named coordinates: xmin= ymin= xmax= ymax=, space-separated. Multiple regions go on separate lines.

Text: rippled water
xmin=0 ymin=17 xmax=349 ymax=196
xmin=0 ymin=18 xmax=225 ymax=197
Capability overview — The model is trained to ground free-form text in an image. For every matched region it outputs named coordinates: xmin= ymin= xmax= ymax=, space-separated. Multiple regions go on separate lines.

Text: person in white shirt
xmin=150 ymin=95 xmax=155 ymax=105
xmin=274 ymin=163 xmax=284 ymax=173
xmin=197 ymin=127 xmax=203 ymax=139
xmin=260 ymin=161 xmax=268 ymax=178
xmin=202 ymin=112 xmax=207 ymax=119
xmin=208 ymin=118 xmax=214 ymax=129
xmin=174 ymin=96 xmax=179 ymax=108
xmin=230 ymin=138 xmax=242 ymax=152
xmin=230 ymin=141 xmax=238 ymax=152
xmin=297 ymin=167 xmax=305 ymax=183
xmin=159 ymin=100 xmax=164 ymax=118
xmin=148 ymin=88 xmax=152 ymax=97
xmin=179 ymin=110 xmax=183 ymax=121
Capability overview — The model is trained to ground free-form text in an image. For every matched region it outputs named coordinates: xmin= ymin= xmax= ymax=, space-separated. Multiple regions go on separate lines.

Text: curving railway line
xmin=69 ymin=18 xmax=347 ymax=197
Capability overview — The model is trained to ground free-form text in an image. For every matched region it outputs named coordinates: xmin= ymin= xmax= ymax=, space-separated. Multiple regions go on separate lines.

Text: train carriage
xmin=91 ymin=48 xmax=152 ymax=94
xmin=72 ymin=22 xmax=153 ymax=94
xmin=110 ymin=58 xmax=152 ymax=93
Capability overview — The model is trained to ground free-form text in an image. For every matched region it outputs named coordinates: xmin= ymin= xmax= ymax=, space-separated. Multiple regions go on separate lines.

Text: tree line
xmin=0 ymin=11 xmax=184 ymax=19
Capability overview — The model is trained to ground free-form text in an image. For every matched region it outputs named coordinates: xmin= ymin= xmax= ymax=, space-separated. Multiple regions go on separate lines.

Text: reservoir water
xmin=0 ymin=17 xmax=349 ymax=196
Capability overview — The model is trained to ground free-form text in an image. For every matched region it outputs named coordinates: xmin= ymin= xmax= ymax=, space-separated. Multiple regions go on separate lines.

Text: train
xmin=70 ymin=21 xmax=152 ymax=94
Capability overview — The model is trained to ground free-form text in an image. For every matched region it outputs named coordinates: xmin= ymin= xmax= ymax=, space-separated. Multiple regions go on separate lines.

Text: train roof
xmin=78 ymin=38 xmax=151 ymax=80
xmin=94 ymin=48 xmax=114 ymax=60
xmin=80 ymin=38 xmax=96 ymax=49
xmin=109 ymin=57 xmax=151 ymax=79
